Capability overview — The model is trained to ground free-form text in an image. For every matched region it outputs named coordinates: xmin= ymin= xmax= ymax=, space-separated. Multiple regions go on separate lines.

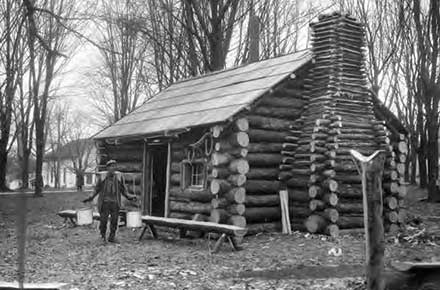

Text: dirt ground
xmin=0 ymin=186 xmax=439 ymax=290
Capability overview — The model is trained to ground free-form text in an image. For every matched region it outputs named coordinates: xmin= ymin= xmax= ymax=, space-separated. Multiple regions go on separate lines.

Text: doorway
xmin=143 ymin=144 xmax=167 ymax=216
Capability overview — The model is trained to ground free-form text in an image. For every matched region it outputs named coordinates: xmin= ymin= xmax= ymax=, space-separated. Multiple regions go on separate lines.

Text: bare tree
xmin=92 ymin=0 xmax=151 ymax=125
xmin=0 ymin=0 xmax=26 ymax=191
xmin=23 ymin=0 xmax=80 ymax=196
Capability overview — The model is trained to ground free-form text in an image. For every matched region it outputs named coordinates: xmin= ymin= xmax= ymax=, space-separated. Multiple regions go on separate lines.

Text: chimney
xmin=285 ymin=13 xmax=403 ymax=236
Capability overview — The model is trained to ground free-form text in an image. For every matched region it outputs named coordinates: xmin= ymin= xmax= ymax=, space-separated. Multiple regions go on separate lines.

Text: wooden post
xmin=164 ymin=142 xmax=171 ymax=217
xmin=350 ymin=150 xmax=386 ymax=290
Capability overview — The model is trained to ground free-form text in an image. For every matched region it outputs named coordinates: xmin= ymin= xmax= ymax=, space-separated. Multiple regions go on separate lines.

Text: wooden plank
xmin=164 ymin=142 xmax=171 ymax=217
xmin=0 ymin=281 xmax=68 ymax=289
xmin=140 ymin=215 xmax=247 ymax=237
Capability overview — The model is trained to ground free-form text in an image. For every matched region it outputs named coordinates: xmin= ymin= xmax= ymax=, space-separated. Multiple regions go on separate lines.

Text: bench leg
xmin=179 ymin=228 xmax=187 ymax=238
xmin=212 ymin=233 xmax=227 ymax=253
xmin=149 ymin=225 xmax=158 ymax=239
xmin=227 ymin=236 xmax=243 ymax=251
xmin=68 ymin=217 xmax=77 ymax=227
xmin=139 ymin=226 xmax=148 ymax=241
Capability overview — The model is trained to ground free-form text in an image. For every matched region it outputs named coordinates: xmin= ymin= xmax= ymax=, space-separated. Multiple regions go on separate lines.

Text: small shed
xmin=94 ymin=13 xmax=407 ymax=236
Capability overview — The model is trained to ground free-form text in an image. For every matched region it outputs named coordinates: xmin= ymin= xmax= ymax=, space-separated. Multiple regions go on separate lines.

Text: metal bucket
xmin=126 ymin=211 xmax=142 ymax=228
xmin=77 ymin=207 xmax=93 ymax=225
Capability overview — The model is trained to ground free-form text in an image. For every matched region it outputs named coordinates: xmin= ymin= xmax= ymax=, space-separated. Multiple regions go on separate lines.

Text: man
xmin=83 ymin=160 xmax=135 ymax=243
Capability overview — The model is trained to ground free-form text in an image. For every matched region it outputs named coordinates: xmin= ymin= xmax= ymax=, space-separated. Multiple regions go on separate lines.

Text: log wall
xmin=95 ymin=140 xmax=143 ymax=208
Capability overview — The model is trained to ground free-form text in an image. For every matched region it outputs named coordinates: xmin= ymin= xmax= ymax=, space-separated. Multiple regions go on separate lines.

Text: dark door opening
xmin=150 ymin=145 xmax=167 ymax=217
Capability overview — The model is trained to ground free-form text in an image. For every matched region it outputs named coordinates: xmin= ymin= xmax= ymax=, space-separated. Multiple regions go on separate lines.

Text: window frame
xmin=181 ymin=159 xmax=207 ymax=190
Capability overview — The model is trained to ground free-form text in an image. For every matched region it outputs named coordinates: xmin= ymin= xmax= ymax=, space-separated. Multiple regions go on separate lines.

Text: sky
xmin=54 ymin=0 xmax=336 ymax=136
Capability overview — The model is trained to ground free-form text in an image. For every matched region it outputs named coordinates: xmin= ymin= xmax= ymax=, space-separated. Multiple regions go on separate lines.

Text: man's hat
xmin=106 ymin=159 xmax=117 ymax=167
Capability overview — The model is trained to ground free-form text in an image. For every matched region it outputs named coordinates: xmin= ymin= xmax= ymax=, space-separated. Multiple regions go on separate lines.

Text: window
xmin=85 ymin=173 xmax=93 ymax=185
xmin=181 ymin=160 xmax=206 ymax=189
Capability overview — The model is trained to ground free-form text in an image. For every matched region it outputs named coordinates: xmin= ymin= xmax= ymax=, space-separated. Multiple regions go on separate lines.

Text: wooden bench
xmin=57 ymin=210 xmax=126 ymax=226
xmin=138 ymin=215 xmax=247 ymax=253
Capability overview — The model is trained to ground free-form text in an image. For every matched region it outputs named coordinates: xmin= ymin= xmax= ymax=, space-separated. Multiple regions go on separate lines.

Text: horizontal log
xmin=287 ymin=189 xmax=310 ymax=202
xmin=209 ymin=208 xmax=230 ymax=223
xmin=326 ymin=224 xmax=340 ymax=238
xmin=169 ymin=200 xmax=211 ymax=215
xmin=248 ymin=129 xmax=290 ymax=143
xmin=211 ymin=167 xmax=229 ymax=179
xmin=244 ymin=206 xmax=281 ymax=223
xmin=115 ymin=162 xmax=142 ymax=172
xmin=210 ymin=179 xmax=232 ymax=195
xmin=248 ymin=115 xmax=293 ymax=131
xmin=211 ymin=198 xmax=227 ymax=209
xmin=305 ymin=214 xmax=327 ymax=233
xmin=229 ymin=159 xmax=250 ymax=174
xmin=323 ymin=193 xmax=338 ymax=206
xmin=171 ymin=162 xmax=181 ymax=173
xmin=228 ymin=215 xmax=247 ymax=228
xmin=386 ymin=211 xmax=399 ymax=223
xmin=234 ymin=118 xmax=249 ymax=132
xmin=217 ymin=132 xmax=249 ymax=148
xmin=247 ymin=142 xmax=284 ymax=153
xmin=253 ymin=106 xmax=302 ymax=120
xmin=102 ymin=149 xmax=143 ymax=162
xmin=211 ymin=152 xmax=232 ymax=166
xmin=227 ymin=174 xmax=247 ymax=186
xmin=286 ymin=176 xmax=310 ymax=188
xmin=336 ymin=184 xmax=362 ymax=199
xmin=170 ymin=173 xmax=181 ymax=185
xmin=323 ymin=179 xmax=338 ymax=192
xmin=168 ymin=211 xmax=193 ymax=220
xmin=289 ymin=206 xmax=312 ymax=218
xmin=321 ymin=208 xmax=339 ymax=223
xmin=227 ymin=204 xmax=246 ymax=215
xmin=224 ymin=187 xmax=246 ymax=203
xmin=385 ymin=196 xmax=398 ymax=210
xmin=246 ymin=222 xmax=281 ymax=235
xmin=383 ymin=182 xmax=399 ymax=194
xmin=337 ymin=216 xmax=364 ymax=229
xmin=245 ymin=194 xmax=279 ymax=207
xmin=336 ymin=202 xmax=363 ymax=214
xmin=308 ymin=186 xmax=322 ymax=198
xmin=309 ymin=199 xmax=325 ymax=211
xmin=245 ymin=180 xmax=281 ymax=194
xmin=247 ymin=168 xmax=279 ymax=180
xmin=262 ymin=94 xmax=305 ymax=108
xmin=169 ymin=187 xmax=212 ymax=202
xmin=247 ymin=153 xmax=283 ymax=166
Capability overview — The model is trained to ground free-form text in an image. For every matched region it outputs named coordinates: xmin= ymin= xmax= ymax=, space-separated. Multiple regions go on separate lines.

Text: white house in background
xmin=43 ymin=139 xmax=97 ymax=189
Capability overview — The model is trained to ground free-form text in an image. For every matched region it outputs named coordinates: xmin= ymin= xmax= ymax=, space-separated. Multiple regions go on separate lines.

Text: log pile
xmin=210 ymin=119 xmax=249 ymax=229
xmin=281 ymin=13 xmax=407 ymax=236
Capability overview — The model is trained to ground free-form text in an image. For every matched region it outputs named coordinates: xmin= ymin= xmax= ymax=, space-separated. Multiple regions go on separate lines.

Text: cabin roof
xmin=94 ymin=49 xmax=311 ymax=140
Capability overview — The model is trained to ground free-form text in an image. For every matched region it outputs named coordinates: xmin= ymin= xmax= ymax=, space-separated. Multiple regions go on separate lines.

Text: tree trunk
xmin=417 ymin=115 xmax=427 ymax=188
xmin=427 ymin=113 xmax=440 ymax=201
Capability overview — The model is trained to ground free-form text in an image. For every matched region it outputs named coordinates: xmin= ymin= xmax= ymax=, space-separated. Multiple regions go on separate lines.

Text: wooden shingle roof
xmin=94 ymin=49 xmax=311 ymax=140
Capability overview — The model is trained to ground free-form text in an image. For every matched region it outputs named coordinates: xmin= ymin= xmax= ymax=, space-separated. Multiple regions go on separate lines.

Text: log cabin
xmin=93 ymin=13 xmax=407 ymax=237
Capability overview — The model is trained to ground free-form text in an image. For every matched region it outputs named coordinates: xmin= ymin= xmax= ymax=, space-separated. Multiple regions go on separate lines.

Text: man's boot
xmin=108 ymin=233 xmax=119 ymax=243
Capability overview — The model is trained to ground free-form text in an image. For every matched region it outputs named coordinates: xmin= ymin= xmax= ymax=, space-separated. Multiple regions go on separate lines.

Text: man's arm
xmin=117 ymin=179 xmax=129 ymax=199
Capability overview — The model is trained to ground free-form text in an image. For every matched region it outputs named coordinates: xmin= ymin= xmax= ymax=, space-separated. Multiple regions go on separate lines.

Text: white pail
xmin=77 ymin=207 xmax=93 ymax=225
xmin=126 ymin=211 xmax=142 ymax=228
